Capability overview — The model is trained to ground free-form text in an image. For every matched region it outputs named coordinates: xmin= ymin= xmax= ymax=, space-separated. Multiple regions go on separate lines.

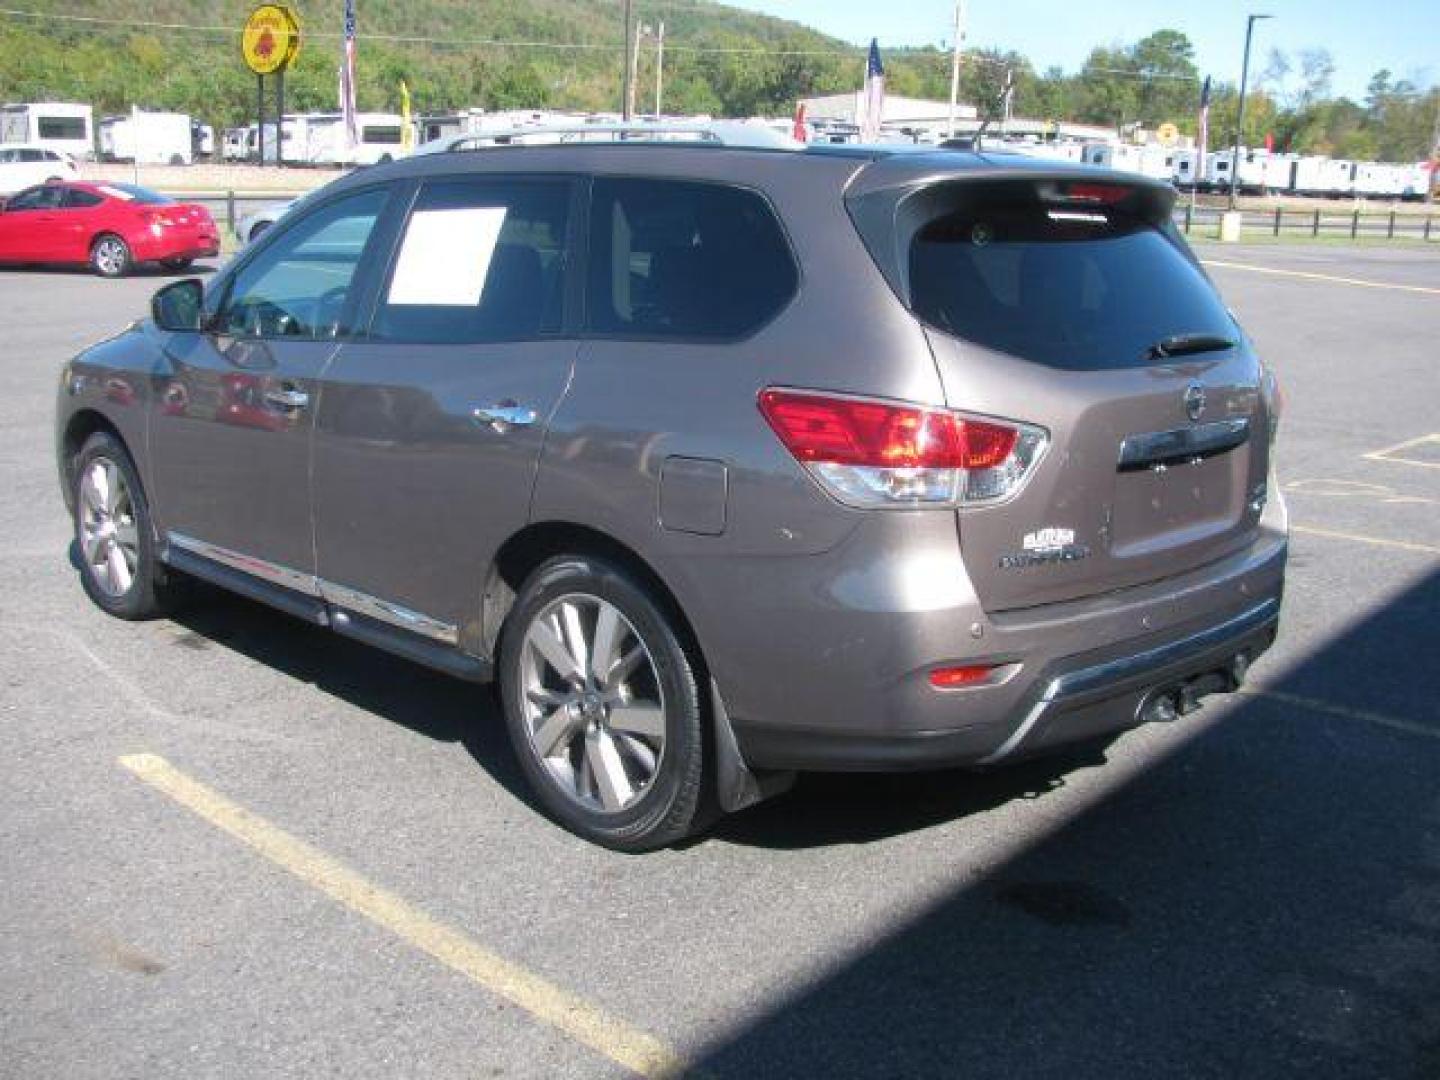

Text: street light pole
xmin=655 ymin=21 xmax=665 ymax=117
xmin=621 ymin=0 xmax=635 ymax=120
xmin=1229 ymin=13 xmax=1271 ymax=211
xmin=947 ymin=0 xmax=967 ymax=139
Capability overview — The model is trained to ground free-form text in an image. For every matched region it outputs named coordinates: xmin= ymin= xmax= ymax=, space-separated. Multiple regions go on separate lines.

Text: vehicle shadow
xmin=690 ymin=569 xmax=1440 ymax=1079
xmin=0 ymin=262 xmax=218 ymax=279
xmin=153 ymin=573 xmax=1127 ymax=850
xmin=162 ymin=581 xmax=531 ymax=806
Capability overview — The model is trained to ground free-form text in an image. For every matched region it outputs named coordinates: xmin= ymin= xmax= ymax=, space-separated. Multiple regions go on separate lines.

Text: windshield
xmin=908 ymin=198 xmax=1235 ymax=371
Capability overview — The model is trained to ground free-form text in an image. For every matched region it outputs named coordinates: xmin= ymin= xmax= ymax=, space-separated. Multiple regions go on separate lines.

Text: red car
xmin=0 ymin=181 xmax=218 ymax=277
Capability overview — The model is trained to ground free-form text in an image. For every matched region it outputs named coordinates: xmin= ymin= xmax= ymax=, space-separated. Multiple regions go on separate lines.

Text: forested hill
xmin=2 ymin=3 xmax=1435 ymax=160
xmin=0 ymin=0 xmax=875 ymax=125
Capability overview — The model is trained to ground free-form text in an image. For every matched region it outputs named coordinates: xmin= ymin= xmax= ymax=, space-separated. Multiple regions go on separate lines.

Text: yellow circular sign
xmin=242 ymin=5 xmax=301 ymax=76
xmin=1157 ymin=122 xmax=1180 ymax=146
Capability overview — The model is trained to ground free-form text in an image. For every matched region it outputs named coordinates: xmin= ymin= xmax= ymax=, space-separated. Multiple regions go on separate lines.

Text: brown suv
xmin=56 ymin=129 xmax=1287 ymax=850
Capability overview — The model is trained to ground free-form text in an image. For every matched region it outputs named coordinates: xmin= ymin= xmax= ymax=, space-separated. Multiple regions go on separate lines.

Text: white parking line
xmin=119 ymin=754 xmax=696 ymax=1080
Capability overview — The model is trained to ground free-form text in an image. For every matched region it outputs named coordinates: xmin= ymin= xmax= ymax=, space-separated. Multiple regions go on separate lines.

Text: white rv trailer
xmin=0 ymin=102 xmax=94 ymax=159
xmin=1204 ymin=149 xmax=1287 ymax=194
xmin=299 ymin=112 xmax=410 ymax=165
xmin=996 ymin=139 xmax=1085 ymax=164
xmin=1081 ymin=141 xmax=1175 ymax=181
xmin=221 ymin=127 xmax=248 ymax=161
xmin=99 ymin=111 xmax=193 ymax=165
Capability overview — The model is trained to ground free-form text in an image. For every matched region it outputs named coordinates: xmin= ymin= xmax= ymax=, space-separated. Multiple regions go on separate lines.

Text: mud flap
xmin=711 ymin=679 xmax=795 ymax=813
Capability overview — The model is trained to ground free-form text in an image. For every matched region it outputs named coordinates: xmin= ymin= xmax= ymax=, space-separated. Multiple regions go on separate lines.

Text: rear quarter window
xmin=908 ymin=188 xmax=1234 ymax=371
xmin=586 ymin=178 xmax=797 ymax=341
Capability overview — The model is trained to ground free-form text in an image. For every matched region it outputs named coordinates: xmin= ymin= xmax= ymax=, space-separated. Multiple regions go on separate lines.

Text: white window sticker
xmin=98 ymin=185 xmax=135 ymax=200
xmin=387 ymin=207 xmax=508 ymax=306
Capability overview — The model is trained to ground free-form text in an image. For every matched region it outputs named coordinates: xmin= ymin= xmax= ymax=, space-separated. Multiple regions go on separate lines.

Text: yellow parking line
xmin=1201 ymin=258 xmax=1440 ymax=296
xmin=1291 ymin=523 xmax=1440 ymax=555
xmin=118 ymin=754 xmax=695 ymax=1080
xmin=1247 ymin=689 xmax=1440 ymax=743
xmin=1363 ymin=433 xmax=1440 ymax=470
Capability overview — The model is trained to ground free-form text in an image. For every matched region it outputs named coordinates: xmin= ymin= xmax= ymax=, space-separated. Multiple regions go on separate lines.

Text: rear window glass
xmin=100 ymin=183 xmax=174 ymax=205
xmin=587 ymin=178 xmax=797 ymax=340
xmin=908 ymin=196 xmax=1235 ymax=370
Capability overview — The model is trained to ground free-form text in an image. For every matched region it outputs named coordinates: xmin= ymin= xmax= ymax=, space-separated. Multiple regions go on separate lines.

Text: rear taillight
xmin=758 ymin=388 xmax=1046 ymax=509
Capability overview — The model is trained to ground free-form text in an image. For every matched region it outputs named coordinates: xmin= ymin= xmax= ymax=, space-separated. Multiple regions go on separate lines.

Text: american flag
xmin=1195 ymin=75 xmax=1212 ymax=183
xmin=340 ymin=0 xmax=358 ymax=149
xmin=859 ymin=39 xmax=884 ymax=143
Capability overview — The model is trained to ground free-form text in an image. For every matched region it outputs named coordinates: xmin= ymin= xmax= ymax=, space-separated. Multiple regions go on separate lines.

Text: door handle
xmin=264 ymin=386 xmax=310 ymax=411
xmin=471 ymin=403 xmax=537 ymax=431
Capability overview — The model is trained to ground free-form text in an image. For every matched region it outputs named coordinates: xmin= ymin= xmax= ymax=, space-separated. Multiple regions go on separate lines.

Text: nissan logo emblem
xmin=1183 ymin=383 xmax=1206 ymax=422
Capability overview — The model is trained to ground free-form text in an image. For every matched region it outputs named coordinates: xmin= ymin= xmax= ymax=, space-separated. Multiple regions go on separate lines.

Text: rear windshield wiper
xmin=1146 ymin=333 xmax=1235 ymax=360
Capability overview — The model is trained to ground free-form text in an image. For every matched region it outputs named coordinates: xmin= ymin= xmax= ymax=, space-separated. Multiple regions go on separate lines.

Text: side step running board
xmin=162 ymin=545 xmax=492 ymax=683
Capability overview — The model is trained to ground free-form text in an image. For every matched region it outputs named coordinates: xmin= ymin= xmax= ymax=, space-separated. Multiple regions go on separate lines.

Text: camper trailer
xmin=99 ymin=111 xmax=193 ymax=165
xmin=302 ymin=112 xmax=410 ymax=165
xmin=0 ymin=102 xmax=94 ymax=159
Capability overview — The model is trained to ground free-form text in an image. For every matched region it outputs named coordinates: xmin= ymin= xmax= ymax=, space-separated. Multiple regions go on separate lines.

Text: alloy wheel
xmin=518 ymin=593 xmax=668 ymax=813
xmin=94 ymin=238 xmax=126 ymax=275
xmin=78 ymin=457 xmax=139 ymax=597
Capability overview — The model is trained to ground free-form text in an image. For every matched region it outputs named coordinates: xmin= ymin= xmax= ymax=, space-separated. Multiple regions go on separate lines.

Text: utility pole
xmin=1229 ymin=13 xmax=1272 ymax=211
xmin=947 ymin=0 xmax=966 ymax=139
xmin=621 ymin=0 xmax=635 ymax=120
xmin=627 ymin=19 xmax=650 ymax=120
xmin=1427 ymin=92 xmax=1439 ymax=204
xmin=654 ymin=21 xmax=665 ymax=118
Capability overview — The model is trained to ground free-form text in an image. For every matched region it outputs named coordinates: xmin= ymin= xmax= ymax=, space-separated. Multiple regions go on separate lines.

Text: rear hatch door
xmin=854 ymin=170 xmax=1272 ymax=612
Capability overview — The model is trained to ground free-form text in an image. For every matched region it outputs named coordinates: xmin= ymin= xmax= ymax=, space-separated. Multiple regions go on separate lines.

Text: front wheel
xmin=71 ymin=432 xmax=180 ymax=619
xmin=499 ymin=556 xmax=706 ymax=851
xmin=90 ymin=234 xmax=132 ymax=278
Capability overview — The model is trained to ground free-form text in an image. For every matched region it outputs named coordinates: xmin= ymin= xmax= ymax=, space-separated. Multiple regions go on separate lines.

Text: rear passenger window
xmin=65 ymin=189 xmax=103 ymax=208
xmin=373 ymin=178 xmax=570 ymax=344
xmin=586 ymin=178 xmax=796 ymax=340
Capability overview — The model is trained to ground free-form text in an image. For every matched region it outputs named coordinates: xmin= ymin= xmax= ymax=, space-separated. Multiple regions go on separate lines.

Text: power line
xmin=0 ymin=7 xmax=858 ymax=56
xmin=0 ymin=7 xmax=1206 ymax=77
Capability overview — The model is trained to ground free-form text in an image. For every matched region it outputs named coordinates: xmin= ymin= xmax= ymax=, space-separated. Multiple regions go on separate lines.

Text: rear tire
xmin=498 ymin=555 xmax=706 ymax=851
xmin=71 ymin=432 xmax=180 ymax=620
xmin=90 ymin=234 xmax=132 ymax=278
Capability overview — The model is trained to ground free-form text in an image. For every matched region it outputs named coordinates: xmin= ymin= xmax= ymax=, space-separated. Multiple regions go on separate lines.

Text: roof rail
xmin=414 ymin=120 xmax=801 ymax=156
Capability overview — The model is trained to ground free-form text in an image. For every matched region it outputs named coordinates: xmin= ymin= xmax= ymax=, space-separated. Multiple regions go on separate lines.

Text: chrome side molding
xmin=164 ymin=532 xmax=459 ymax=647
xmin=167 ymin=532 xmax=321 ymax=596
xmin=317 ymin=581 xmax=459 ymax=646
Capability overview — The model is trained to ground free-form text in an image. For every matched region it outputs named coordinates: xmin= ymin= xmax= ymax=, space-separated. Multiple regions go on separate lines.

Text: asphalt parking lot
xmin=2 ymin=244 xmax=1438 ymax=1079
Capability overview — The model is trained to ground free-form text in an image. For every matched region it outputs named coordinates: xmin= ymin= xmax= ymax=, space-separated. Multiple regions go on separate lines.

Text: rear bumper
xmin=130 ymin=232 xmax=219 ymax=262
xmin=732 ymin=593 xmax=1280 ymax=771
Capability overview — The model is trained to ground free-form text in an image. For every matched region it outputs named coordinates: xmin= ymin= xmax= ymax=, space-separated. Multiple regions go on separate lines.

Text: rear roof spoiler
xmin=845 ymin=164 xmax=1178 ymax=307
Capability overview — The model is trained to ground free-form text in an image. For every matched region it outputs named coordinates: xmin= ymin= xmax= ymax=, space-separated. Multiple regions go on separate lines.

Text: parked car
xmin=0 ymin=182 xmax=218 ymax=277
xmin=235 ymin=199 xmax=294 ymax=244
xmin=55 ymin=130 xmax=1287 ymax=850
xmin=0 ymin=143 xmax=79 ymax=196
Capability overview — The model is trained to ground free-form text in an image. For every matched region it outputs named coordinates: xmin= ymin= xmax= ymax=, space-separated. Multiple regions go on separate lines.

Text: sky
xmin=716 ymin=0 xmax=1438 ymax=101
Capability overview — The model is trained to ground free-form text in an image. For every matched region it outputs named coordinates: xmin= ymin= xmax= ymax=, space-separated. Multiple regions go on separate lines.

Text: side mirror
xmin=151 ymin=278 xmax=206 ymax=332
